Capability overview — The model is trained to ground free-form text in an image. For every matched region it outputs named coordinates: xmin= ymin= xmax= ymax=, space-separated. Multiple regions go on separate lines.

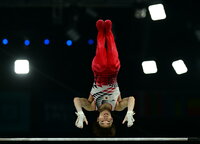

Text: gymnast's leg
xmin=105 ymin=20 xmax=120 ymax=72
xmin=92 ymin=19 xmax=107 ymax=73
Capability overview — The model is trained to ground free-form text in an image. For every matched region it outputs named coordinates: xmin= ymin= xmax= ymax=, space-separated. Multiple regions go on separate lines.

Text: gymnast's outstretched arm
xmin=115 ymin=96 xmax=135 ymax=112
xmin=115 ymin=96 xmax=135 ymax=127
xmin=73 ymin=96 xmax=95 ymax=128
xmin=74 ymin=96 xmax=95 ymax=112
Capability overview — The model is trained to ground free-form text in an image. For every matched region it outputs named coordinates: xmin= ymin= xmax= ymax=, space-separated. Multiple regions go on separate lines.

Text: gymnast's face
xmin=97 ymin=110 xmax=113 ymax=128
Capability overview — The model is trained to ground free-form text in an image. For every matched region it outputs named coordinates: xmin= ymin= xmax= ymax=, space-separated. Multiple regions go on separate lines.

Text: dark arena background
xmin=0 ymin=0 xmax=199 ymax=143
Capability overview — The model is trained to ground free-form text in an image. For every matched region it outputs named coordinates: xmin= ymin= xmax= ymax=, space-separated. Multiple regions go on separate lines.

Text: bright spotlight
xmin=2 ymin=38 xmax=8 ymax=45
xmin=148 ymin=4 xmax=166 ymax=21
xmin=14 ymin=60 xmax=29 ymax=74
xmin=24 ymin=40 xmax=30 ymax=46
xmin=172 ymin=60 xmax=188 ymax=75
xmin=142 ymin=60 xmax=158 ymax=74
xmin=66 ymin=40 xmax=73 ymax=46
xmin=44 ymin=39 xmax=50 ymax=45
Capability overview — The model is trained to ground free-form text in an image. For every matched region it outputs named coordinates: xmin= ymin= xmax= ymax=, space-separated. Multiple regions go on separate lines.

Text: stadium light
xmin=172 ymin=60 xmax=188 ymax=75
xmin=142 ymin=60 xmax=158 ymax=74
xmin=24 ymin=40 xmax=30 ymax=46
xmin=2 ymin=38 xmax=8 ymax=45
xmin=44 ymin=39 xmax=50 ymax=45
xmin=14 ymin=60 xmax=29 ymax=74
xmin=148 ymin=4 xmax=166 ymax=21
xmin=66 ymin=40 xmax=73 ymax=46
xmin=88 ymin=39 xmax=94 ymax=45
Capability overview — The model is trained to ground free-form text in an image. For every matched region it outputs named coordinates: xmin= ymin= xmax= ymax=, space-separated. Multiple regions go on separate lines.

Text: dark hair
xmin=92 ymin=121 xmax=116 ymax=137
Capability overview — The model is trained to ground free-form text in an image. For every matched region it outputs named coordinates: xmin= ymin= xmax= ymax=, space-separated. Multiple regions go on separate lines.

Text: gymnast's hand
xmin=122 ymin=111 xmax=135 ymax=127
xmin=75 ymin=111 xmax=88 ymax=128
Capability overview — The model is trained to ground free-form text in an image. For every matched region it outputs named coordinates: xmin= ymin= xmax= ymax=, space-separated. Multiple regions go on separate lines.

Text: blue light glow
xmin=66 ymin=40 xmax=72 ymax=46
xmin=24 ymin=40 xmax=30 ymax=46
xmin=44 ymin=39 xmax=50 ymax=45
xmin=88 ymin=39 xmax=94 ymax=45
xmin=2 ymin=39 xmax=8 ymax=45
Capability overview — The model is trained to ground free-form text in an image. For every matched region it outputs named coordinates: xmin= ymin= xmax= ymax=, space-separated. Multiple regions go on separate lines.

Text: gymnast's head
xmin=93 ymin=108 xmax=116 ymax=137
xmin=97 ymin=108 xmax=113 ymax=128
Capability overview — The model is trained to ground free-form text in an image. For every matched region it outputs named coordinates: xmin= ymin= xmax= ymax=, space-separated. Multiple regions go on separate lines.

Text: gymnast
xmin=73 ymin=19 xmax=135 ymax=134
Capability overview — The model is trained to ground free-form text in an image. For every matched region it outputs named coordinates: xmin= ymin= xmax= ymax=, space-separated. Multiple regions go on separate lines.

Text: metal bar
xmin=0 ymin=137 xmax=189 ymax=141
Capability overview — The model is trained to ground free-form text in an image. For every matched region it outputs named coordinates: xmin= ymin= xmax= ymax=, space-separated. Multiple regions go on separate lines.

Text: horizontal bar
xmin=0 ymin=137 xmax=189 ymax=141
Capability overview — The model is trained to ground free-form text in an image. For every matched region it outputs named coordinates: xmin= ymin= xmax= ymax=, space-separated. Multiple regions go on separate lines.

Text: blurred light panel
xmin=88 ymin=39 xmax=94 ymax=45
xmin=66 ymin=40 xmax=72 ymax=46
xmin=142 ymin=60 xmax=158 ymax=74
xmin=2 ymin=38 xmax=8 ymax=45
xmin=24 ymin=40 xmax=30 ymax=46
xmin=172 ymin=60 xmax=188 ymax=75
xmin=14 ymin=59 xmax=29 ymax=74
xmin=44 ymin=39 xmax=50 ymax=45
xmin=148 ymin=4 xmax=166 ymax=21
